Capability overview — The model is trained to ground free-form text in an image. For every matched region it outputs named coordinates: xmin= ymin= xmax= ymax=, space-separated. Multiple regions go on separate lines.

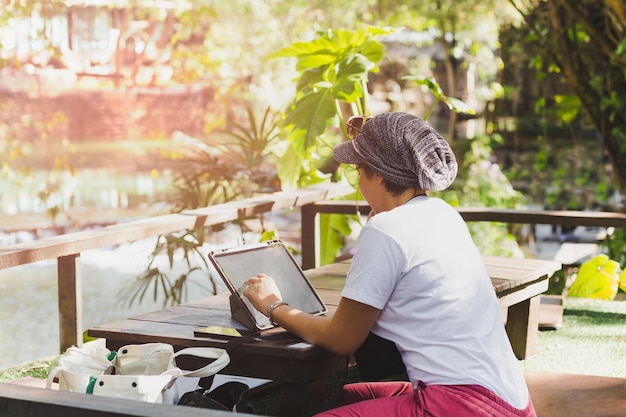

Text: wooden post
xmin=301 ymin=201 xmax=371 ymax=270
xmin=57 ymin=254 xmax=82 ymax=353
xmin=300 ymin=204 xmax=320 ymax=270
xmin=505 ymin=295 xmax=541 ymax=359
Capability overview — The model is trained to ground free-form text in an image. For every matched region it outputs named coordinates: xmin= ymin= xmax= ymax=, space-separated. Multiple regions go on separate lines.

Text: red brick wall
xmin=1 ymin=84 xmax=215 ymax=142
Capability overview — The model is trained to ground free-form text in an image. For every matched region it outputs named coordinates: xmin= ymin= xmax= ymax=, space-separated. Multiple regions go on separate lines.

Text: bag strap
xmin=46 ymin=367 xmax=61 ymax=389
xmin=173 ymin=347 xmax=230 ymax=378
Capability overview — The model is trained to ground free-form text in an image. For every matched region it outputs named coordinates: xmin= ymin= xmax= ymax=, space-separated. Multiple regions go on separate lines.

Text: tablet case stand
xmin=229 ymin=294 xmax=259 ymax=331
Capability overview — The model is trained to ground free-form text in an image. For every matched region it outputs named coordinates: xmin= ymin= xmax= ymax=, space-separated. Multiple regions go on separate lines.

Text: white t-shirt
xmin=341 ymin=196 xmax=529 ymax=408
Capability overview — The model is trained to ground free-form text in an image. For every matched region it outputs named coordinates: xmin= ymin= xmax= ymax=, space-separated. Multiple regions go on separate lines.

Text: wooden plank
xmin=457 ymin=207 xmax=626 ymax=228
xmin=483 ymin=255 xmax=561 ymax=280
xmin=491 ymin=278 xmax=513 ymax=293
xmin=183 ymin=294 xmax=232 ymax=309
xmin=525 ymin=371 xmax=626 ymax=417
xmin=498 ymin=280 xmax=550 ymax=307
xmin=553 ymin=243 xmax=598 ymax=266
xmin=130 ymin=305 xmax=240 ymax=328
xmin=0 ymin=383 xmax=241 ymax=417
xmin=88 ymin=320 xmax=319 ymax=360
xmin=301 ymin=200 xmax=626 ymax=229
xmin=485 ymin=265 xmax=543 ymax=282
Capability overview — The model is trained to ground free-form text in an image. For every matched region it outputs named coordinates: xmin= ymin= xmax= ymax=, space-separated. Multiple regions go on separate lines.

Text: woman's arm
xmin=243 ymin=273 xmax=380 ymax=356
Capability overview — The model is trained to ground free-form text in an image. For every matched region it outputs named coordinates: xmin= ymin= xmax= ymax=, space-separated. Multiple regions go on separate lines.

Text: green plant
xmin=121 ymin=103 xmax=282 ymax=307
xmin=268 ymin=26 xmax=391 ymax=265
xmin=402 ymin=75 xmax=476 ymax=120
xmin=269 ymin=26 xmax=392 ymax=190
xmin=568 ymin=254 xmax=626 ymax=301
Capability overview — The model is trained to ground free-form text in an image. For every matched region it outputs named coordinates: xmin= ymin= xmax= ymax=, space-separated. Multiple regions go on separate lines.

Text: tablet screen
xmin=209 ymin=240 xmax=327 ymax=329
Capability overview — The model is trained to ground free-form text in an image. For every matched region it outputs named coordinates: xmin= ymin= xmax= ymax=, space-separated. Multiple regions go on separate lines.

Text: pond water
xmin=0 ymin=168 xmax=174 ymax=216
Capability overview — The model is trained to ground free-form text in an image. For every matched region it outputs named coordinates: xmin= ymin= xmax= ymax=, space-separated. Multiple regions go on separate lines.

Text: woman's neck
xmin=392 ymin=188 xmax=427 ymax=209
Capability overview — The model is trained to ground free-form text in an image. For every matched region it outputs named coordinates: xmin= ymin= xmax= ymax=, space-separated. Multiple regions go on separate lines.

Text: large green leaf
xmin=276 ymin=142 xmax=304 ymax=190
xmin=318 ymin=213 xmax=344 ymax=265
xmin=283 ymin=89 xmax=336 ymax=152
xmin=332 ymin=55 xmax=370 ymax=102
xmin=441 ymin=96 xmax=476 ymax=115
xmin=296 ymin=67 xmax=326 ymax=92
xmin=403 ymin=75 xmax=444 ymax=98
xmin=296 ymin=54 xmax=338 ymax=72
xmin=276 ymin=142 xmax=331 ymax=190
xmin=267 ymin=37 xmax=340 ymax=60
xmin=357 ymin=39 xmax=386 ymax=68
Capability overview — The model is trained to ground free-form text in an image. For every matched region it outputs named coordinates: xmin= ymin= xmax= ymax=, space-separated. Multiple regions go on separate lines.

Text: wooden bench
xmin=525 ymin=371 xmax=626 ymax=417
xmin=0 ymin=382 xmax=255 ymax=417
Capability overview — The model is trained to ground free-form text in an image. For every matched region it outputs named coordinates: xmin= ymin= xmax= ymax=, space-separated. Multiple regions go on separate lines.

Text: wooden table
xmin=88 ymin=255 xmax=560 ymax=417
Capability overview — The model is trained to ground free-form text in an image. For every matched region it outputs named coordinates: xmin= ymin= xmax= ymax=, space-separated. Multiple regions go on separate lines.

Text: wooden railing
xmin=300 ymin=201 xmax=626 ymax=269
xmin=0 ymin=182 xmax=354 ymax=356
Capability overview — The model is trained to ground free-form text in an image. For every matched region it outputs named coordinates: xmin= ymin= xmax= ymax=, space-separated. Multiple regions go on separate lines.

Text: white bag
xmin=47 ymin=345 xmax=114 ymax=393
xmin=90 ymin=374 xmax=177 ymax=403
xmin=47 ymin=343 xmax=230 ymax=404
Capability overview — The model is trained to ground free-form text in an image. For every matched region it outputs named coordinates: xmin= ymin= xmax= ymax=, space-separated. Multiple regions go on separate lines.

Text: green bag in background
xmin=568 ymin=254 xmax=621 ymax=300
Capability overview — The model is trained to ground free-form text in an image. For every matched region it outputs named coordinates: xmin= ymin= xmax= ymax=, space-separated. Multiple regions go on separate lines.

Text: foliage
xmin=0 ymin=357 xmax=58 ymax=382
xmin=568 ymin=254 xmax=626 ymax=300
xmin=503 ymin=134 xmax=615 ymax=211
xmin=269 ymin=25 xmax=392 ymax=189
xmin=267 ymin=26 xmax=391 ymax=265
xmin=402 ymin=75 xmax=476 ymax=120
xmin=0 ymin=100 xmax=71 ymax=225
xmin=271 ymin=22 xmax=525 ymax=264
xmin=121 ymin=103 xmax=282 ymax=307
xmin=439 ymin=133 xmax=526 ymax=257
xmin=606 ymin=229 xmax=626 ymax=268
xmin=508 ymin=0 xmax=626 ymax=194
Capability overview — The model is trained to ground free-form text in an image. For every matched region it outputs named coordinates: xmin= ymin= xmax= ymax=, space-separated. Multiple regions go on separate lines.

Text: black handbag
xmin=178 ymin=381 xmax=255 ymax=413
xmin=177 ymin=333 xmax=259 ymax=412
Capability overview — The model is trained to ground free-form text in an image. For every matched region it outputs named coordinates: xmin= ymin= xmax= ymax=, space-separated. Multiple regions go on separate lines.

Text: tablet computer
xmin=208 ymin=239 xmax=327 ymax=330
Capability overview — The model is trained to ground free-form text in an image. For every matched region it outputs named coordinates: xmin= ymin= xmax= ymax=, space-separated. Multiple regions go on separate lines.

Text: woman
xmin=243 ymin=112 xmax=536 ymax=417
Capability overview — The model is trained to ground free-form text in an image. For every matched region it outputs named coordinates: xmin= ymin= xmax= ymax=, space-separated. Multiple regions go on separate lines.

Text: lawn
xmin=520 ymin=296 xmax=626 ymax=378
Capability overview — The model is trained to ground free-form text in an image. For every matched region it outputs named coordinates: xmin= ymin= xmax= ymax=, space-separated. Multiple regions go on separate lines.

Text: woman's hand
xmin=242 ymin=273 xmax=283 ymax=317
xmin=244 ymin=273 xmax=379 ymax=355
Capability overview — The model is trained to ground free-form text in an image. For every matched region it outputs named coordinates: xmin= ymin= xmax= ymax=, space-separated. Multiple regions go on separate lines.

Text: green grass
xmin=520 ymin=297 xmax=626 ymax=378
xmin=0 ymin=357 xmax=58 ymax=383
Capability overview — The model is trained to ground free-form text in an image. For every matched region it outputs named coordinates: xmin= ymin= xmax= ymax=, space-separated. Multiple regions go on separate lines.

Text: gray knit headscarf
xmin=334 ymin=112 xmax=457 ymax=191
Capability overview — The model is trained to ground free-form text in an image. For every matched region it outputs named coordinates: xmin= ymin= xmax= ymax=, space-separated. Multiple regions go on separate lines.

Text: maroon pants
xmin=314 ymin=381 xmax=537 ymax=417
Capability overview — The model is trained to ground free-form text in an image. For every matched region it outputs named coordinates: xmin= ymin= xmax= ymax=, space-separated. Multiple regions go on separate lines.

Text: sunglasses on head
xmin=346 ymin=115 xmax=370 ymax=139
